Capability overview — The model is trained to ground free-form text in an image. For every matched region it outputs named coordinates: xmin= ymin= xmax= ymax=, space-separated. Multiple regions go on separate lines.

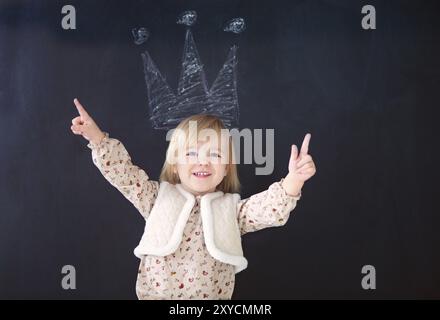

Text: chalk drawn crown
xmin=140 ymin=11 xmax=244 ymax=130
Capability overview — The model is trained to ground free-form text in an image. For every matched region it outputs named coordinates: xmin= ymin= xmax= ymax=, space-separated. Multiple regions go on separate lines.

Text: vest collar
xmin=134 ymin=181 xmax=248 ymax=273
xmin=175 ymin=183 xmax=224 ymax=202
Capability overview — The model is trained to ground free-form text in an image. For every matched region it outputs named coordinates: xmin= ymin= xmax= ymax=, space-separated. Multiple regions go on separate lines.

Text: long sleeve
xmin=87 ymin=132 xmax=159 ymax=219
xmin=236 ymin=179 xmax=301 ymax=235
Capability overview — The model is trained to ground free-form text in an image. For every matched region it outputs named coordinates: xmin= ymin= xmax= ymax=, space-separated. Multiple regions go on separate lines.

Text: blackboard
xmin=0 ymin=0 xmax=439 ymax=299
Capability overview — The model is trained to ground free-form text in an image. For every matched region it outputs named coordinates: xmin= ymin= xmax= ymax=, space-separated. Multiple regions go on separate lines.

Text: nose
xmin=197 ymin=153 xmax=209 ymax=165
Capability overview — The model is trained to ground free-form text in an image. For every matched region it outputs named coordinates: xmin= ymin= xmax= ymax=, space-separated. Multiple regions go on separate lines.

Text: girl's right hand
xmin=70 ymin=98 xmax=105 ymax=145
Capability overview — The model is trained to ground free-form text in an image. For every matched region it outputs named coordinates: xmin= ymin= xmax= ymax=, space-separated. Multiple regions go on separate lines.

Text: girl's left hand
xmin=287 ymin=133 xmax=316 ymax=183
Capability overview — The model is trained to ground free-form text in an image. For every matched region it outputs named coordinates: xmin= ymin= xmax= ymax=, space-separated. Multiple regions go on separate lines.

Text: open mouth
xmin=192 ymin=172 xmax=212 ymax=178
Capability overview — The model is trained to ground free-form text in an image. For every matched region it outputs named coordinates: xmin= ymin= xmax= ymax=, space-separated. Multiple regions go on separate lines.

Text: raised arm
xmin=237 ymin=179 xmax=301 ymax=235
xmin=237 ymin=133 xmax=316 ymax=235
xmin=70 ymin=98 xmax=159 ymax=218
xmin=87 ymin=133 xmax=159 ymax=218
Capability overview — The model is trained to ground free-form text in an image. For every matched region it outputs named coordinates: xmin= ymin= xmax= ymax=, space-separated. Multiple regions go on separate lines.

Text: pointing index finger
xmin=300 ymin=133 xmax=311 ymax=155
xmin=74 ymin=98 xmax=89 ymax=118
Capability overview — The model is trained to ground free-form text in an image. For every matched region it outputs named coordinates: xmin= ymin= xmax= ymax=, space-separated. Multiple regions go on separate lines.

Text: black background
xmin=0 ymin=0 xmax=439 ymax=299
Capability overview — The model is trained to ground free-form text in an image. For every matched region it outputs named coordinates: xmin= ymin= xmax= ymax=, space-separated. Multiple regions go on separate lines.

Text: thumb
xmin=291 ymin=144 xmax=298 ymax=161
xmin=289 ymin=144 xmax=298 ymax=170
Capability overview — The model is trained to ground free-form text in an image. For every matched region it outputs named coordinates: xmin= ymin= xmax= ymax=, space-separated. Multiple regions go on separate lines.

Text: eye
xmin=210 ymin=151 xmax=222 ymax=158
xmin=186 ymin=150 xmax=198 ymax=157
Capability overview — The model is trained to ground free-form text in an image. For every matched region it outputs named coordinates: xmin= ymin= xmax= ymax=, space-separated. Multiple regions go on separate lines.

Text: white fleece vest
xmin=134 ymin=181 xmax=248 ymax=274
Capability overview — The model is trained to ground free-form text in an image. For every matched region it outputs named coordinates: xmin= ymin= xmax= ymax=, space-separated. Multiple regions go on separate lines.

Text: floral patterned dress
xmin=87 ymin=132 xmax=301 ymax=300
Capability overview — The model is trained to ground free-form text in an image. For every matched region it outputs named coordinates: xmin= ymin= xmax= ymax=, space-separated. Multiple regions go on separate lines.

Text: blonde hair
xmin=159 ymin=114 xmax=240 ymax=194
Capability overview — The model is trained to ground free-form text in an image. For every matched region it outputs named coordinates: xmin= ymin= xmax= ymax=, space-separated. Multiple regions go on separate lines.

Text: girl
xmin=70 ymin=98 xmax=316 ymax=300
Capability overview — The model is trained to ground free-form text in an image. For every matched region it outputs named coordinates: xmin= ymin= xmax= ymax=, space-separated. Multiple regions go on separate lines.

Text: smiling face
xmin=174 ymin=138 xmax=229 ymax=196
xmin=160 ymin=114 xmax=240 ymax=195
